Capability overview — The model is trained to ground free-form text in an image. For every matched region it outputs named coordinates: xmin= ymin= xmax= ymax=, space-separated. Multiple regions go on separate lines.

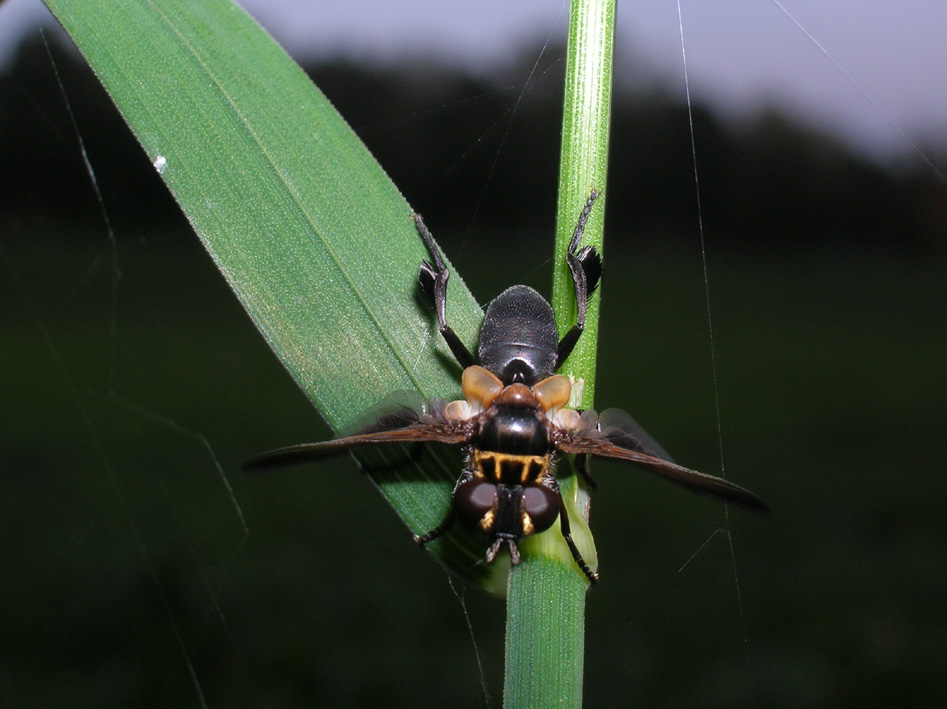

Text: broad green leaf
xmin=44 ymin=0 xmax=505 ymax=591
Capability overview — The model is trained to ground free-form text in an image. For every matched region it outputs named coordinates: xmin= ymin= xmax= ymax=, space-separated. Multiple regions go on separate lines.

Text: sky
xmin=2 ymin=0 xmax=945 ymax=160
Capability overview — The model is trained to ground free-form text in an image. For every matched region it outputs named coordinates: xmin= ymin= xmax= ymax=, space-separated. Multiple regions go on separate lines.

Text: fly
xmin=244 ymin=191 xmax=768 ymax=582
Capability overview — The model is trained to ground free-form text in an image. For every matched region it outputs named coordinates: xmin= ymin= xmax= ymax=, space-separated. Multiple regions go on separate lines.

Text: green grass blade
xmin=43 ymin=0 xmax=506 ymax=591
xmin=504 ymin=0 xmax=616 ymax=706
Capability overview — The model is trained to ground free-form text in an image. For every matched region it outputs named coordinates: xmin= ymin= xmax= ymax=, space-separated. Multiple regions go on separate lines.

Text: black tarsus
xmin=413 ymin=213 xmax=476 ymax=369
xmin=556 ymin=190 xmax=603 ymax=369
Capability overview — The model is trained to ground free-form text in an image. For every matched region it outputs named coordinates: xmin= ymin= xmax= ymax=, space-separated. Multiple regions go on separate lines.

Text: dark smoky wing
xmin=243 ymin=393 xmax=471 ymax=473
xmin=341 ymin=391 xmax=428 ymax=435
xmin=596 ymin=408 xmax=676 ymax=463
xmin=556 ymin=411 xmax=768 ymax=512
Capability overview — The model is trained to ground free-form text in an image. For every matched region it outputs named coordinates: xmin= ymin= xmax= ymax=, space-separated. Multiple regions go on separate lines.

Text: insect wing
xmin=557 ymin=409 xmax=768 ymax=512
xmin=243 ymin=393 xmax=471 ymax=472
xmin=596 ymin=408 xmax=676 ymax=462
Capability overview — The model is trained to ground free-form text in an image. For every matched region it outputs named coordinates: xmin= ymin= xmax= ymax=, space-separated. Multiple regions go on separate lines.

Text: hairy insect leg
xmin=557 ymin=489 xmax=600 ymax=583
xmin=414 ymin=213 xmax=476 ymax=369
xmin=556 ymin=190 xmax=604 ymax=368
xmin=413 ymin=509 xmax=457 ymax=547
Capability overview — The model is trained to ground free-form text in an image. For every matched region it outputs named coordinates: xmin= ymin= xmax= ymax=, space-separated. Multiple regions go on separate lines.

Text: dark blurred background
xmin=2 ymin=4 xmax=946 ymax=707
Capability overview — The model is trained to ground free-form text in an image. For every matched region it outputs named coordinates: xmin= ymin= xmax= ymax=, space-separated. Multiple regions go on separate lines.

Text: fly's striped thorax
xmin=472 ymin=450 xmax=550 ymax=486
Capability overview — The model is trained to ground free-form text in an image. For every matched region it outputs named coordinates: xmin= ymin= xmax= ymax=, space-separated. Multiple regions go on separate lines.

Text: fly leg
xmin=414 ymin=213 xmax=476 ymax=369
xmin=413 ymin=510 xmax=456 ymax=547
xmin=414 ymin=469 xmax=471 ymax=548
xmin=557 ymin=489 xmax=600 ymax=583
xmin=556 ymin=190 xmax=603 ymax=368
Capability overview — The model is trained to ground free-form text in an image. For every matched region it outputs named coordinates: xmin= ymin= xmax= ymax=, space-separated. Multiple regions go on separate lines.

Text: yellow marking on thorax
xmin=472 ymin=450 xmax=550 ymax=485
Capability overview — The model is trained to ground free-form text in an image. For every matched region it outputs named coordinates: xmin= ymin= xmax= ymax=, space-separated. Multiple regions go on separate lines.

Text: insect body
xmin=244 ymin=191 xmax=767 ymax=582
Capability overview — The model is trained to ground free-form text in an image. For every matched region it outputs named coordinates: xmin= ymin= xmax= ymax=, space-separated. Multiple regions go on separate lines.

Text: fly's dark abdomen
xmin=478 ymin=285 xmax=559 ymax=384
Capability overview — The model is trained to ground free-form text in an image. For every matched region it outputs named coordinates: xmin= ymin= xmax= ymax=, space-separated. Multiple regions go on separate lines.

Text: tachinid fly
xmin=244 ymin=191 xmax=767 ymax=582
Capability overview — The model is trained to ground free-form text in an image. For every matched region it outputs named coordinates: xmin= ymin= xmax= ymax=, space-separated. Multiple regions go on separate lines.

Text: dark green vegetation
xmin=3 ymin=31 xmax=946 ymax=708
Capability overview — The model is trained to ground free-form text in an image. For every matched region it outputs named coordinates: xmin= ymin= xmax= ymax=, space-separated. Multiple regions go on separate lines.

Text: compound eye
xmin=454 ymin=480 xmax=497 ymax=527
xmin=522 ymin=486 xmax=559 ymax=534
